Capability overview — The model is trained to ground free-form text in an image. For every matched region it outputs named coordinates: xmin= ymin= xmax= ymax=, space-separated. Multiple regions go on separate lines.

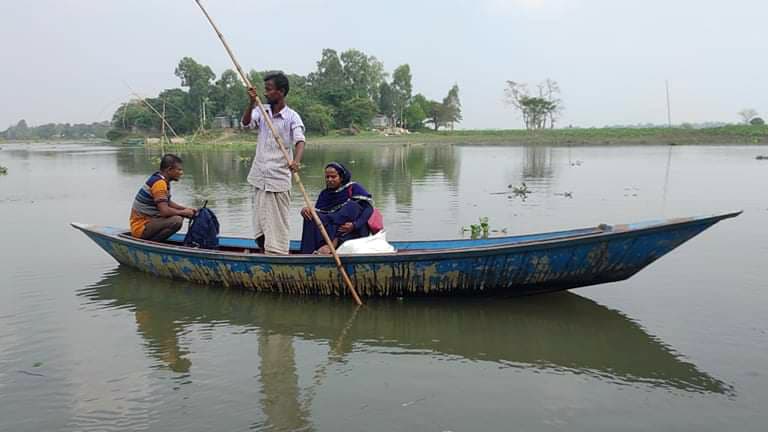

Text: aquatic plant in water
xmin=463 ymin=217 xmax=492 ymax=239
xmin=511 ymin=182 xmax=530 ymax=196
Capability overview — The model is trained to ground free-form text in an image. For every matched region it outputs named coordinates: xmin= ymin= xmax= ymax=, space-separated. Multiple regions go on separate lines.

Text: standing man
xmin=242 ymin=72 xmax=306 ymax=254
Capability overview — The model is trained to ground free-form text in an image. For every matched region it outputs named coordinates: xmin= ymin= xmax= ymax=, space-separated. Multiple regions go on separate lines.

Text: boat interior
xmin=115 ymin=225 xmax=609 ymax=255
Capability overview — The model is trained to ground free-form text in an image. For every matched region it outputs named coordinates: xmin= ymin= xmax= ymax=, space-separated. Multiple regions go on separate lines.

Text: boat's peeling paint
xmin=76 ymin=214 xmax=732 ymax=298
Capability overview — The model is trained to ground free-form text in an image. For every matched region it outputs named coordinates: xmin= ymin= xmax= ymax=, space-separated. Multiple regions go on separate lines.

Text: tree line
xmin=1 ymin=120 xmax=110 ymax=140
xmin=109 ymin=49 xmax=462 ymax=138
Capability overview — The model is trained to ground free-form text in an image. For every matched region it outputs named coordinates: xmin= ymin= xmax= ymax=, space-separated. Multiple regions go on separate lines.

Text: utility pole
xmin=161 ymin=100 xmax=167 ymax=153
xmin=200 ymin=98 xmax=207 ymax=131
xmin=160 ymin=100 xmax=166 ymax=139
xmin=665 ymin=80 xmax=672 ymax=128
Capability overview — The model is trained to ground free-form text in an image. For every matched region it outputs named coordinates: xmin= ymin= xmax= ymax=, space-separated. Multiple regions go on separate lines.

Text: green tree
xmin=158 ymin=88 xmax=197 ymax=134
xmin=308 ymin=49 xmax=351 ymax=108
xmin=340 ymin=49 xmax=385 ymax=101
xmin=424 ymin=100 xmax=446 ymax=131
xmin=302 ymin=103 xmax=334 ymax=135
xmin=285 ymin=73 xmax=312 ymax=106
xmin=421 ymin=85 xmax=462 ymax=132
xmin=248 ymin=70 xmax=265 ymax=91
xmin=541 ymin=79 xmax=562 ymax=128
xmin=279 ymin=72 xmax=335 ymax=134
xmin=378 ymin=82 xmax=396 ymax=124
xmin=111 ymin=101 xmax=158 ymax=131
xmin=519 ymin=96 xmax=556 ymax=130
xmin=504 ymin=80 xmax=561 ymax=130
xmin=738 ymin=108 xmax=758 ymax=124
xmin=175 ymin=57 xmax=215 ymax=94
xmin=391 ymin=65 xmax=413 ymax=127
xmin=405 ymin=94 xmax=430 ymax=130
xmin=337 ymin=97 xmax=377 ymax=128
xmin=441 ymin=84 xmax=462 ymax=130
xmin=174 ymin=57 xmax=216 ymax=126
xmin=211 ymin=69 xmax=246 ymax=118
xmin=750 ymin=117 xmax=765 ymax=125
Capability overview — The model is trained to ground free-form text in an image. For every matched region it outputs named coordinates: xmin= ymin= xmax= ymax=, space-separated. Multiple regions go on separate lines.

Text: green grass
xmin=401 ymin=125 xmax=768 ymax=145
xmin=114 ymin=125 xmax=768 ymax=150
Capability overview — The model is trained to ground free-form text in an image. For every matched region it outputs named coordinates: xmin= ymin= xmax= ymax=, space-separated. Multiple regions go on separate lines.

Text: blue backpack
xmin=184 ymin=205 xmax=220 ymax=249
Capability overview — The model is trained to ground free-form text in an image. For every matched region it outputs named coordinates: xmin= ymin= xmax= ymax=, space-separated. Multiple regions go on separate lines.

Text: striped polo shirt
xmin=129 ymin=172 xmax=171 ymax=237
xmin=245 ymin=104 xmax=306 ymax=192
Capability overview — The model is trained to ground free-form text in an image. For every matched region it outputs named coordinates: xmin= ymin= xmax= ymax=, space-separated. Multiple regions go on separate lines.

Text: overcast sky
xmin=1 ymin=0 xmax=766 ymax=130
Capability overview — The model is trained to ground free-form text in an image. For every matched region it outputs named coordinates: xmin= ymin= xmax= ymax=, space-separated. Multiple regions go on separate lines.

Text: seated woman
xmin=300 ymin=162 xmax=374 ymax=254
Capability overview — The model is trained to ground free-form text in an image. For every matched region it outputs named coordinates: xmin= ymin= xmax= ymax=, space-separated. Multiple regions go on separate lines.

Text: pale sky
xmin=1 ymin=0 xmax=766 ymax=130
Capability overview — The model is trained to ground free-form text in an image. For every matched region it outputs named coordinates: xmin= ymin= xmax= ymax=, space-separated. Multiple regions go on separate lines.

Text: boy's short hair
xmin=160 ymin=154 xmax=183 ymax=170
xmin=264 ymin=72 xmax=290 ymax=96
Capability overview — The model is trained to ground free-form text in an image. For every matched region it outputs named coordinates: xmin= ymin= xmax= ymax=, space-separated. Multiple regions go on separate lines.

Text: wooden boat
xmin=72 ymin=211 xmax=740 ymax=297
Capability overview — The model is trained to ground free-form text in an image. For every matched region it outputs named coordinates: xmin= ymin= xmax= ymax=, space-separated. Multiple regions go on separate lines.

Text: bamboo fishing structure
xmin=131 ymin=92 xmax=180 ymax=139
xmin=193 ymin=0 xmax=362 ymax=305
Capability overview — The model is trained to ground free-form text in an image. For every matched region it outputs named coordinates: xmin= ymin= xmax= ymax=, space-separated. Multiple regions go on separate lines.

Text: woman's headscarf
xmin=325 ymin=162 xmax=351 ymax=185
xmin=315 ymin=162 xmax=372 ymax=212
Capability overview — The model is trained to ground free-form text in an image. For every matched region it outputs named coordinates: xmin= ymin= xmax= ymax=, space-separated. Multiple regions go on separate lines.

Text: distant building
xmin=212 ymin=115 xmax=236 ymax=129
xmin=372 ymin=114 xmax=390 ymax=129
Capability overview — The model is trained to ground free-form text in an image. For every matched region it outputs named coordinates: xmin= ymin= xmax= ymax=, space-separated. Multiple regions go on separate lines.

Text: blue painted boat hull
xmin=72 ymin=212 xmax=740 ymax=297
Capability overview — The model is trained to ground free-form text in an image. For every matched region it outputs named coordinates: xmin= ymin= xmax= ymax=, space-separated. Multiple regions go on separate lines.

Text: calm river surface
xmin=1 ymin=141 xmax=766 ymax=431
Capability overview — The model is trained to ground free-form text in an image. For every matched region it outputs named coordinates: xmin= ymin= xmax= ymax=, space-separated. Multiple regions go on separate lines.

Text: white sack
xmin=336 ymin=231 xmax=396 ymax=254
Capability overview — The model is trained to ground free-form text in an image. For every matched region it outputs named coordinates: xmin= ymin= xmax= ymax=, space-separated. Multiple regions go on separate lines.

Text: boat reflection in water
xmin=79 ymin=268 xmax=733 ymax=425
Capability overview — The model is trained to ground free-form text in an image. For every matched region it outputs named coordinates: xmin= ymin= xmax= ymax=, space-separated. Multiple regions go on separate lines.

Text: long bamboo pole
xmin=193 ymin=0 xmax=362 ymax=305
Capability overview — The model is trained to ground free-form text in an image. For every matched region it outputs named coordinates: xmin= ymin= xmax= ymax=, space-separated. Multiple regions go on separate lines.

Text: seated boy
xmin=130 ymin=154 xmax=196 ymax=242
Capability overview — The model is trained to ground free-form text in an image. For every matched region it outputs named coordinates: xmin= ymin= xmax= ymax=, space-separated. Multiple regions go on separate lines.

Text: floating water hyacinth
xmin=511 ymin=182 xmax=530 ymax=196
xmin=463 ymin=217 xmax=493 ymax=239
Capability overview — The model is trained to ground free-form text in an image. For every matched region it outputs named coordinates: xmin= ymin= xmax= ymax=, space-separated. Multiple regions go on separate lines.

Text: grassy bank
xmin=412 ymin=125 xmax=768 ymax=145
xmin=315 ymin=125 xmax=768 ymax=146
xmin=108 ymin=125 xmax=768 ymax=149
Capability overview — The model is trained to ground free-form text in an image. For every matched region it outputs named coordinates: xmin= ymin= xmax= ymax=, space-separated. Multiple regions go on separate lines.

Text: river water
xmin=1 ymin=141 xmax=766 ymax=431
